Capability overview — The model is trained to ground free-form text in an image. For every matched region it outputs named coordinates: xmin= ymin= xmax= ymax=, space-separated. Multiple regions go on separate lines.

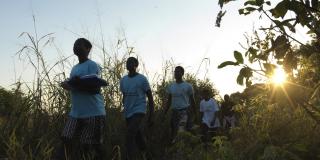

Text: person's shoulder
xmin=87 ymin=59 xmax=100 ymax=67
xmin=121 ymin=75 xmax=129 ymax=80
xmin=210 ymin=98 xmax=217 ymax=102
xmin=71 ymin=64 xmax=78 ymax=70
xmin=184 ymin=82 xmax=193 ymax=87
xmin=137 ymin=73 xmax=147 ymax=80
xmin=166 ymin=82 xmax=174 ymax=92
xmin=72 ymin=61 xmax=82 ymax=68
xmin=168 ymin=82 xmax=176 ymax=88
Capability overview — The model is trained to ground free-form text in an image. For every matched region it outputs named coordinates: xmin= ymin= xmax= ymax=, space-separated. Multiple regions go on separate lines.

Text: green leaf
xmin=234 ymin=51 xmax=244 ymax=64
xmin=238 ymin=9 xmax=245 ymax=14
xmin=236 ymin=74 xmax=244 ymax=85
xmin=215 ymin=10 xmax=227 ymax=27
xmin=247 ymin=47 xmax=258 ymax=56
xmin=217 ymin=61 xmax=239 ymax=69
xmin=244 ymin=0 xmax=257 ymax=6
xmin=273 ymin=20 xmax=284 ymax=31
xmin=240 ymin=67 xmax=253 ymax=77
xmin=245 ymin=77 xmax=252 ymax=86
xmin=289 ymin=1 xmax=309 ymax=26
xmin=265 ymin=1 xmax=271 ymax=5
xmin=245 ymin=6 xmax=257 ymax=12
xmin=219 ymin=0 xmax=235 ymax=8
xmin=237 ymin=67 xmax=253 ymax=86
xmin=256 ymin=0 xmax=264 ymax=6
xmin=306 ymin=30 xmax=315 ymax=34
xmin=218 ymin=0 xmax=224 ymax=8
xmin=270 ymin=0 xmax=288 ymax=18
xmin=263 ymin=63 xmax=276 ymax=75
xmin=273 ymin=35 xmax=290 ymax=59
xmin=282 ymin=19 xmax=296 ymax=32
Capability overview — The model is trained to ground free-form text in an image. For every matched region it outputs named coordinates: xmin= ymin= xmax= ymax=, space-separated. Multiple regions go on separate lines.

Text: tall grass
xmin=1 ymin=20 xmax=320 ymax=160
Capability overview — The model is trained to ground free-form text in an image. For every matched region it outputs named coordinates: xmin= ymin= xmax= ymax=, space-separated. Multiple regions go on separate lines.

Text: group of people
xmin=54 ymin=38 xmax=236 ymax=160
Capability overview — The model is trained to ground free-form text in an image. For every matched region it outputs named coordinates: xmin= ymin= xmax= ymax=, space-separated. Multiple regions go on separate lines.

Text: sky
xmin=0 ymin=0 xmax=297 ymax=96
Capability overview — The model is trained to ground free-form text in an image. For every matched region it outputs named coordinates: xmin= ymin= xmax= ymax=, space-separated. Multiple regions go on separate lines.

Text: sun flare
xmin=271 ymin=68 xmax=286 ymax=85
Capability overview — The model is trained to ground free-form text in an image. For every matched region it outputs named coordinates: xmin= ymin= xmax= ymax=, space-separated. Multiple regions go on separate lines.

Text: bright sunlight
xmin=271 ymin=68 xmax=287 ymax=85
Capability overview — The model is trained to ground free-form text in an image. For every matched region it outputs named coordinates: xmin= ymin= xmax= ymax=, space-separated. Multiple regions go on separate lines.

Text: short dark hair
xmin=224 ymin=94 xmax=230 ymax=100
xmin=127 ymin=57 xmax=139 ymax=67
xmin=73 ymin=38 xmax=92 ymax=53
xmin=175 ymin=66 xmax=184 ymax=75
xmin=203 ymin=88 xmax=211 ymax=94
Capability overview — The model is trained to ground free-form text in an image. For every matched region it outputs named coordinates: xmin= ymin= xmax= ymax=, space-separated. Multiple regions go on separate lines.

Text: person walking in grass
xmin=120 ymin=57 xmax=154 ymax=160
xmin=200 ymin=89 xmax=220 ymax=142
xmin=56 ymin=38 xmax=106 ymax=160
xmin=164 ymin=66 xmax=196 ymax=143
xmin=221 ymin=94 xmax=236 ymax=130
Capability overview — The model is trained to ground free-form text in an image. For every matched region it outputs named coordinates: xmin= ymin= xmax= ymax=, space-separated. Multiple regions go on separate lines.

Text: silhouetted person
xmin=56 ymin=38 xmax=106 ymax=160
xmin=120 ymin=57 xmax=154 ymax=160
xmin=221 ymin=94 xmax=236 ymax=130
xmin=200 ymin=89 xmax=220 ymax=142
xmin=164 ymin=66 xmax=196 ymax=143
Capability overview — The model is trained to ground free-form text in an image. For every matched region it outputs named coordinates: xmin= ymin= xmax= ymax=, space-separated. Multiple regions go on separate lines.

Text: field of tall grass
xmin=1 ymin=24 xmax=320 ymax=160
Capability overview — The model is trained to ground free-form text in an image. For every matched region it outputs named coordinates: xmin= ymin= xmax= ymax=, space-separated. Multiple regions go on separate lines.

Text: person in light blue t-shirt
xmin=120 ymin=57 xmax=154 ymax=160
xmin=68 ymin=59 xmax=106 ymax=117
xmin=164 ymin=66 xmax=196 ymax=143
xmin=55 ymin=38 xmax=106 ymax=160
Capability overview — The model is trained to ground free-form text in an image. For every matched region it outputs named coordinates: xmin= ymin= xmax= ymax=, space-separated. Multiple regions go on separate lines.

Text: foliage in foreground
xmin=2 ymin=1 xmax=320 ymax=157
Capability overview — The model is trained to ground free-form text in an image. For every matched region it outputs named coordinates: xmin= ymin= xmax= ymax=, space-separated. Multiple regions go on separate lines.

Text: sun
xmin=271 ymin=68 xmax=287 ymax=85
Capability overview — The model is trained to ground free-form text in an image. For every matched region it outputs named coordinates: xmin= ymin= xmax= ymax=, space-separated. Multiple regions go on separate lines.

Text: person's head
xmin=174 ymin=66 xmax=184 ymax=80
xmin=73 ymin=38 xmax=92 ymax=59
xmin=224 ymin=94 xmax=230 ymax=101
xmin=203 ymin=89 xmax=211 ymax=100
xmin=126 ymin=57 xmax=139 ymax=72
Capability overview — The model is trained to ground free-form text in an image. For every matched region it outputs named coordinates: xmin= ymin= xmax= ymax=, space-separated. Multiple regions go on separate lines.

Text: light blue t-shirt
xmin=120 ymin=73 xmax=151 ymax=118
xmin=69 ymin=59 xmax=106 ymax=118
xmin=167 ymin=82 xmax=194 ymax=110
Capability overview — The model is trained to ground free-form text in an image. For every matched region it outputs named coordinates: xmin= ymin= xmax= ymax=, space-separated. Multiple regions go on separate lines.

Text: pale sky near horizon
xmin=0 ymin=0 xmax=308 ymax=96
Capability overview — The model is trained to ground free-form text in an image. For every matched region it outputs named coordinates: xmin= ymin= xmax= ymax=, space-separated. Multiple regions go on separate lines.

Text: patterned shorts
xmin=171 ymin=109 xmax=188 ymax=132
xmin=61 ymin=115 xmax=106 ymax=144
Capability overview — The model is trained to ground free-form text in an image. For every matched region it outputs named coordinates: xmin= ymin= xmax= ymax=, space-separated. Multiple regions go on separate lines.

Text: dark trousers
xmin=126 ymin=113 xmax=146 ymax=160
xmin=200 ymin=123 xmax=219 ymax=143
